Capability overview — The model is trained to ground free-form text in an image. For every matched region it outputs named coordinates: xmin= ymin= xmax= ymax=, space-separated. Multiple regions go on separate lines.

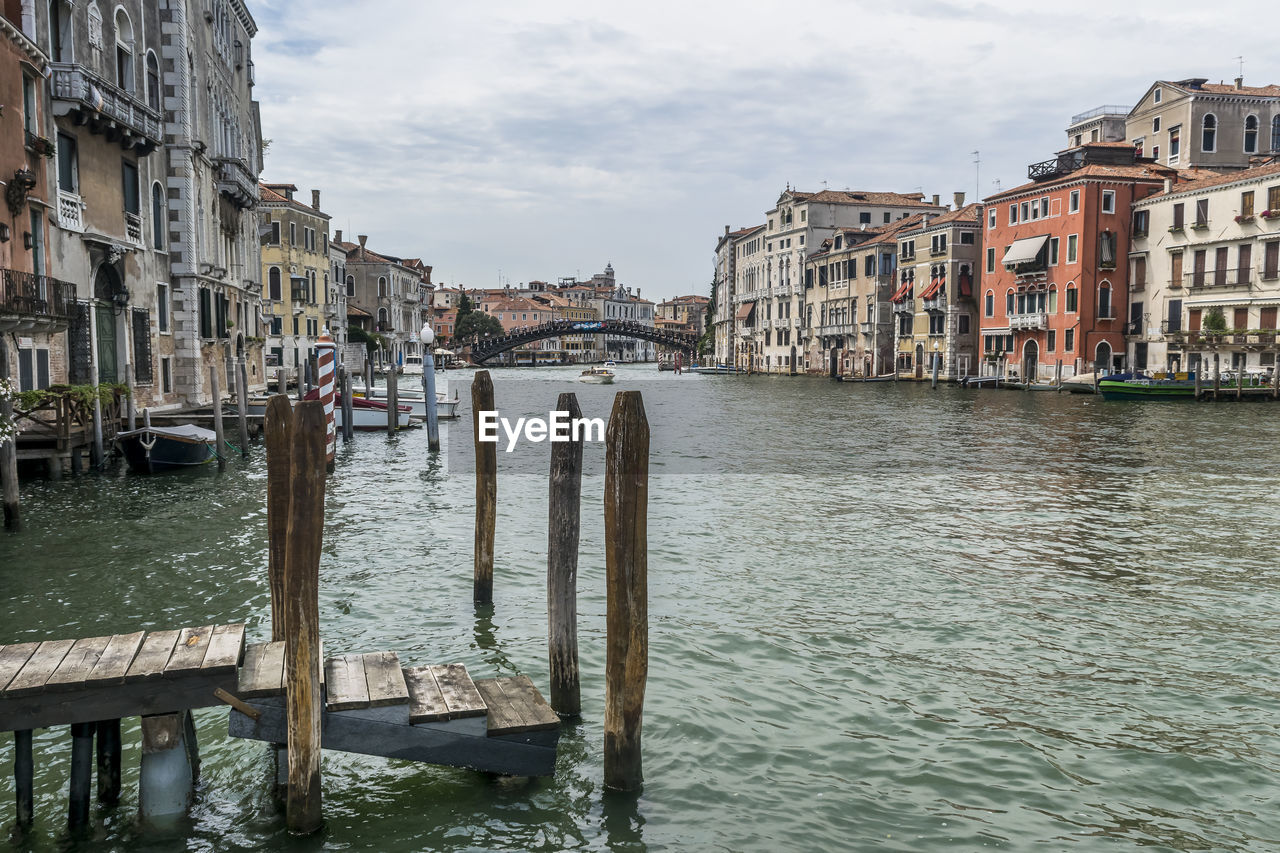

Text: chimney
xmin=334 ymin=229 xmax=342 ymax=242
xmin=358 ymin=234 xmax=367 ymax=248
xmin=1235 ymin=76 xmax=1243 ymax=90
xmin=953 ymin=192 xmax=965 ymax=210
xmin=311 ymin=189 xmax=321 ymax=210
xmin=932 ymin=194 xmax=940 ymax=207
xmin=724 ymin=225 xmax=730 ymax=236
xmin=1163 ymin=178 xmax=1172 ymax=193
xmin=636 ymin=288 xmax=641 ymax=299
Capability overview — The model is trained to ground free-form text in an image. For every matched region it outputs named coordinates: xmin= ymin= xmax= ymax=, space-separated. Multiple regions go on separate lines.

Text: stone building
xmin=336 ymin=232 xmax=430 ymax=368
xmin=1127 ymin=77 xmax=1280 ymax=171
xmin=258 ymin=183 xmax=329 ymax=379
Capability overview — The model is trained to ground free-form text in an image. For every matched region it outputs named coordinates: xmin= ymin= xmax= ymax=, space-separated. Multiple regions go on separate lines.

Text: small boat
xmin=116 ymin=424 xmax=219 ymax=474
xmin=1060 ymin=372 xmax=1102 ymax=394
xmin=685 ymin=364 xmax=747 ymax=375
xmin=353 ymin=387 xmax=461 ymax=419
xmin=578 ymin=365 xmax=616 ymax=384
xmin=401 ymin=355 xmax=425 ymax=376
xmin=304 ymin=389 xmax=415 ymax=429
xmin=1097 ymin=372 xmax=1197 ymax=401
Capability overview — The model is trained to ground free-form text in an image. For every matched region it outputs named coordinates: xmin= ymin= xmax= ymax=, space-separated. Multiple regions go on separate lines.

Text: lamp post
xmin=420 ymin=323 xmax=440 ymax=451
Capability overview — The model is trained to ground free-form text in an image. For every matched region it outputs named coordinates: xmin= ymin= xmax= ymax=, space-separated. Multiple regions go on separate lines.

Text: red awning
xmin=891 ymin=280 xmax=913 ymax=302
xmin=920 ymin=277 xmax=943 ymax=300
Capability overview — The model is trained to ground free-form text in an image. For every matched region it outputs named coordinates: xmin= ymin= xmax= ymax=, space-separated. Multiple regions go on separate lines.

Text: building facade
xmin=259 ymin=183 xmax=328 ymax=379
xmin=1126 ymin=77 xmax=1280 ymax=171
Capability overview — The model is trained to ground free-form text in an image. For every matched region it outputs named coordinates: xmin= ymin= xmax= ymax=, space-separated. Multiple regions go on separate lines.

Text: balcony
xmin=0 ymin=270 xmax=77 ymax=333
xmin=859 ymin=321 xmax=875 ymax=335
xmin=213 ymin=157 xmax=259 ymax=210
xmin=819 ymin=324 xmax=856 ymax=337
xmin=57 ymin=190 xmax=83 ymax=232
xmin=923 ymin=296 xmax=945 ymax=312
xmin=49 ymin=62 xmax=162 ymax=153
xmin=1008 ymin=311 xmax=1048 ymax=330
xmin=1185 ymin=270 xmax=1250 ymax=290
xmin=124 ymin=212 xmax=142 ymax=245
xmin=1124 ymin=321 xmax=1142 ymax=336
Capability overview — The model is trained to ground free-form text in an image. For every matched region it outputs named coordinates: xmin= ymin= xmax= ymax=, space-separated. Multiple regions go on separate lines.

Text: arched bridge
xmin=469 ymin=320 xmax=699 ymax=364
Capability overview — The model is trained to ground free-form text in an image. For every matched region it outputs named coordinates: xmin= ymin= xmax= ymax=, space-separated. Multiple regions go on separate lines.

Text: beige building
xmin=259 ymin=183 xmax=329 ymax=380
xmin=1126 ymin=160 xmax=1280 ymax=377
xmin=1126 ymin=77 xmax=1280 ymax=171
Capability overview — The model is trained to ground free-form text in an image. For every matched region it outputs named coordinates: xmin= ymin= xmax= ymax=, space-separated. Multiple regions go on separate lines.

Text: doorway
xmin=93 ymin=264 xmax=123 ymax=383
xmin=1023 ymin=339 xmax=1039 ymax=383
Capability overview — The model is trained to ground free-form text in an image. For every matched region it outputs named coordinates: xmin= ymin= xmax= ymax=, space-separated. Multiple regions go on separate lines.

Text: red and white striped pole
xmin=316 ymin=329 xmax=337 ymax=471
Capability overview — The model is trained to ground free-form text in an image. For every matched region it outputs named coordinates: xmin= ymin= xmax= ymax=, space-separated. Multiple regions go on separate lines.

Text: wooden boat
xmin=401 ymin=355 xmax=425 ymax=376
xmin=1097 ymin=372 xmax=1197 ymax=401
xmin=304 ymin=389 xmax=415 ymax=429
xmin=353 ymin=387 xmax=460 ymax=419
xmin=578 ymin=365 xmax=616 ymax=384
xmin=115 ymin=424 xmax=218 ymax=474
xmin=685 ymin=364 xmax=747 ymax=375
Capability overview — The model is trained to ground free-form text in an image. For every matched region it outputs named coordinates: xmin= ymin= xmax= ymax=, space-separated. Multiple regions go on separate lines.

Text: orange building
xmin=979 ymin=143 xmax=1178 ymax=381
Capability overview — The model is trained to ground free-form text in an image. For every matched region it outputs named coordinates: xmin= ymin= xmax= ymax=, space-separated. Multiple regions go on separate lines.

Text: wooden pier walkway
xmin=1 ymin=622 xmax=560 ymax=826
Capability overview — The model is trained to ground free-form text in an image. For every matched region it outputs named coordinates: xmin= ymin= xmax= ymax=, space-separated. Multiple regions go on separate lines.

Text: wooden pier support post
xmin=316 ymin=331 xmax=337 ymax=471
xmin=386 ymin=367 xmax=398 ymax=436
xmin=1055 ymin=360 xmax=1063 ymax=389
xmin=210 ymin=366 xmax=226 ymax=470
xmin=931 ymin=352 xmax=940 ymax=389
xmin=236 ymin=357 xmax=251 ymax=457
xmin=548 ymin=391 xmax=584 ymax=717
xmin=603 ymin=390 xmax=649 ymax=791
xmin=342 ymin=368 xmax=355 ymax=443
xmin=14 ymin=729 xmax=33 ymax=826
xmin=1 ymin=344 xmax=18 ymax=530
xmin=472 ymin=370 xmax=496 ymax=605
xmin=138 ymin=711 xmax=199 ymax=819
xmin=96 ymin=718 xmax=122 ymax=805
xmin=1213 ymin=352 xmax=1221 ymax=400
xmin=1273 ymin=360 xmax=1279 ymax=399
xmin=68 ymin=721 xmax=94 ymax=827
xmin=283 ymin=400 xmax=326 ymax=834
xmin=1237 ymin=359 xmax=1244 ymax=400
xmin=265 ymin=396 xmax=293 ymax=640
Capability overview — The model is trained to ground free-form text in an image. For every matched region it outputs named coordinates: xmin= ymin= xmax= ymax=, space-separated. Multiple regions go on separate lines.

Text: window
xmin=1244 ymin=115 xmax=1259 ymax=154
xmin=1101 ymin=190 xmax=1115 ymax=214
xmin=345 ymin=274 xmax=354 ymax=297
xmin=882 ymin=213 xmax=890 ymax=224
xmin=151 ymin=182 xmax=164 ymax=249
xmin=983 ymin=291 xmax=994 ymax=317
xmin=959 ymin=231 xmax=974 ymax=245
xmin=1154 ymin=88 xmax=1162 ymax=105
xmin=1133 ymin=137 xmax=1145 ymax=158
xmin=378 ymin=276 xmax=388 ymax=297
xmin=988 ymin=208 xmax=996 ymax=228
xmin=1266 ymin=241 xmax=1280 ymax=280
xmin=22 ymin=74 xmax=37 ymax=138
xmin=1005 ymin=290 xmax=1014 ymax=315
xmin=114 ymin=9 xmax=134 ymax=93
xmin=1152 ymin=145 xmax=1160 ymax=161
xmin=985 ymin=247 xmax=995 ymax=274
xmin=1194 ymin=198 xmax=1209 ymax=226
xmin=1099 ymin=232 xmax=1116 ymax=268
xmin=1273 ymin=116 xmax=1280 ymax=156
xmin=860 ymin=212 xmax=871 ymax=225
xmin=289 ymin=222 xmax=296 ymax=246
xmin=1153 ymin=115 xmax=1161 ymax=132
xmin=121 ymin=160 xmax=139 ymax=214
xmin=146 ymin=51 xmax=160 ymax=111
xmin=268 ymin=266 xmax=281 ymax=300
xmin=1098 ymin=283 xmax=1113 ymax=319
xmin=198 ymin=287 xmax=212 ymax=338
xmin=1202 ymin=113 xmax=1217 ymax=152
xmin=1133 ymin=256 xmax=1147 ymax=290
xmin=160 ymin=357 xmax=173 ymax=393
xmin=957 ymin=314 xmax=970 ymax=335
xmin=1067 ymin=234 xmax=1078 ymax=264
xmin=1047 ymin=330 xmax=1056 ymax=352
xmin=1041 ymin=198 xmax=1049 ymax=218
xmin=16 ymin=345 xmax=49 ymax=393
xmin=1241 ymin=191 xmax=1255 ymax=218
xmin=1069 ymin=190 xmax=1080 ymax=213
xmin=1008 ymin=204 xmax=1017 ymax=225
xmin=1133 ymin=209 xmax=1149 ymax=237
xmin=1066 ymin=286 xmax=1078 ymax=313
xmin=1172 ymin=202 xmax=1185 ymax=229
xmin=1049 ymin=237 xmax=1059 ymax=265
xmin=1271 ymin=185 xmax=1280 ymax=213
xmin=1169 ymin=126 xmax=1181 ymax=163
xmin=800 ymin=210 xmax=806 ymax=222
xmin=1048 ymin=288 xmax=1058 ymax=314
xmin=1064 ymin=328 xmax=1075 ymax=351
xmin=57 ymin=132 xmax=78 ymax=193
xmin=157 ymin=282 xmax=170 ymax=333
xmin=1021 ymin=201 xmax=1031 ymax=221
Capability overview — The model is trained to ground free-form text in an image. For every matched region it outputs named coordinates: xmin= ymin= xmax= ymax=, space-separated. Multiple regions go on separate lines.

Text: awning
xmin=920 ymin=277 xmax=943 ymax=300
xmin=890 ymin=280 xmax=913 ymax=302
xmin=1185 ymin=296 xmax=1280 ymax=307
xmin=1001 ymin=235 xmax=1048 ymax=265
xmin=735 ymin=302 xmax=756 ymax=321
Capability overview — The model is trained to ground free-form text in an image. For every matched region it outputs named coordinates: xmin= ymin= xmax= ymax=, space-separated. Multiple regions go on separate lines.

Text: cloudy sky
xmin=250 ymin=0 xmax=1276 ymax=301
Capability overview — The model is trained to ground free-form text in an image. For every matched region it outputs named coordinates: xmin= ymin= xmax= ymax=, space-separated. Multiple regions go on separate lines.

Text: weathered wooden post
xmin=386 ymin=367 xmax=398 ymax=436
xmin=283 ymin=400 xmax=326 ymax=834
xmin=210 ymin=366 xmax=226 ymax=470
xmin=68 ymin=721 xmax=94 ymax=826
xmin=236 ymin=356 xmax=250 ymax=457
xmin=1055 ymin=360 xmax=1063 ymax=389
xmin=96 ymin=718 xmax=122 ymax=805
xmin=316 ymin=331 xmax=337 ymax=471
xmin=931 ymin=352 xmax=939 ymax=389
xmin=472 ymin=370 xmax=496 ymax=605
xmin=1194 ymin=364 xmax=1203 ymax=399
xmin=341 ymin=367 xmax=354 ymax=443
xmin=365 ymin=360 xmax=374 ymax=403
xmin=603 ymin=390 xmax=649 ymax=791
xmin=0 ymin=339 xmax=19 ymax=530
xmin=14 ymin=728 xmax=33 ymax=825
xmin=1213 ymin=352 xmax=1221 ymax=400
xmin=1237 ymin=359 xmax=1244 ymax=400
xmin=420 ymin=324 xmax=440 ymax=452
xmin=265 ymin=396 xmax=293 ymax=639
xmin=548 ymin=392 xmax=584 ymax=716
xmin=1273 ymin=358 xmax=1279 ymax=399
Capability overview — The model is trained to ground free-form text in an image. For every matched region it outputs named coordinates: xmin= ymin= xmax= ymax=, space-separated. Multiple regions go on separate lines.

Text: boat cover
xmin=116 ymin=424 xmax=217 ymax=443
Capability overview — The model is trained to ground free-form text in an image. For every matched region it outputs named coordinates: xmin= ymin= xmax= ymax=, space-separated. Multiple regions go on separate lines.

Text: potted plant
xmin=1202 ymin=307 xmax=1228 ymax=343
xmin=1261 ymin=209 xmax=1279 ymax=220
xmin=1235 ymin=213 xmax=1255 ymax=224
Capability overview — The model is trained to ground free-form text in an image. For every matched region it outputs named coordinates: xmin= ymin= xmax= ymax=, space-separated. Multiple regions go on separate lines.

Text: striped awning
xmin=920 ymin=277 xmax=943 ymax=300
xmin=891 ymin=280 xmax=913 ymax=302
xmin=1002 ymin=235 xmax=1048 ymax=265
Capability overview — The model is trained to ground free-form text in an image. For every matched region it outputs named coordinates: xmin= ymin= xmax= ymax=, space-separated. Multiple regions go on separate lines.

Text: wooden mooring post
xmin=210 ymin=366 xmax=226 ymax=470
xmin=342 ymin=367 xmax=355 ymax=443
xmin=14 ymin=728 xmax=33 ymax=825
xmin=1213 ymin=352 xmax=1221 ymax=400
xmin=472 ymin=370 xmax=496 ymax=605
xmin=1 ymin=337 xmax=19 ymax=530
xmin=386 ymin=368 xmax=398 ymax=436
xmin=603 ymin=390 xmax=649 ymax=791
xmin=237 ymin=357 xmax=251 ymax=457
xmin=1055 ymin=360 xmax=1063 ymax=389
xmin=547 ymin=392 xmax=584 ymax=717
xmin=68 ymin=721 xmax=94 ymax=826
xmin=96 ymin=718 xmax=122 ymax=805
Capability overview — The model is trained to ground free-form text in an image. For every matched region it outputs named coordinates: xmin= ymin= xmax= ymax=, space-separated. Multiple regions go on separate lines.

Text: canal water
xmin=3 ymin=364 xmax=1280 ymax=851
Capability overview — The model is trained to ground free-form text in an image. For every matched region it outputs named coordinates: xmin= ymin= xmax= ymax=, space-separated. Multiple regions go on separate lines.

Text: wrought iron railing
xmin=1185 ymin=270 xmax=1250 ymax=289
xmin=0 ymin=269 xmax=77 ymax=320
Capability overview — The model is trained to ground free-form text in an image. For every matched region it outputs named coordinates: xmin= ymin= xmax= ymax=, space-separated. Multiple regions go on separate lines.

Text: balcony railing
xmin=57 ymin=190 xmax=83 ymax=232
xmin=923 ymin=296 xmax=946 ymax=312
xmin=0 ymin=270 xmax=77 ymax=331
xmin=818 ymin=324 xmax=856 ymax=336
xmin=859 ymin=321 xmax=875 ymax=335
xmin=1185 ymin=270 xmax=1251 ymax=289
xmin=49 ymin=62 xmax=162 ymax=152
xmin=124 ymin=212 xmax=143 ymax=245
xmin=213 ymin=157 xmax=259 ymax=210
xmin=1008 ymin=311 xmax=1048 ymax=330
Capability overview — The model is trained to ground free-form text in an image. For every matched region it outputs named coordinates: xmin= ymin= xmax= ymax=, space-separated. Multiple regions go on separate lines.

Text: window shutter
xmin=68 ymin=301 xmax=93 ymax=384
xmin=132 ymin=308 xmax=153 ymax=384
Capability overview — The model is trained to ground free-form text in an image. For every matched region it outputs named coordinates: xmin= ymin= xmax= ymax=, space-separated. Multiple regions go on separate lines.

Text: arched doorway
xmin=829 ymin=346 xmax=839 ymax=378
xmin=914 ymin=344 xmax=924 ymax=379
xmin=1023 ymin=339 xmax=1039 ymax=383
xmin=93 ymin=264 xmax=124 ymax=383
xmin=789 ymin=345 xmax=797 ymax=376
xmin=1095 ymin=340 xmax=1113 ymax=375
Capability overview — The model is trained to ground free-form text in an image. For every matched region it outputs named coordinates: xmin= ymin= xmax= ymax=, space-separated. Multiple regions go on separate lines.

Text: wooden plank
xmin=474 ymin=678 xmax=522 ymax=735
xmin=125 ymin=630 xmax=182 ymax=683
xmin=4 ymin=639 xmax=76 ymax=697
xmin=164 ymin=625 xmax=216 ymax=678
xmin=428 ymin=664 xmax=487 ymax=718
xmin=45 ymin=635 xmax=112 ymax=692
xmin=492 ymin=675 xmax=560 ymax=732
xmin=86 ymin=631 xmax=146 ymax=687
xmin=362 ymin=652 xmax=408 ymax=708
xmin=0 ymin=642 xmax=39 ymax=693
xmin=201 ymin=624 xmax=246 ymax=674
xmin=0 ymin=670 xmax=238 ymax=732
xmin=325 ymin=654 xmax=370 ymax=711
xmin=547 ymin=391 xmax=584 ymax=716
xmin=238 ymin=642 xmax=286 ymax=699
xmin=404 ymin=666 xmax=450 ymax=723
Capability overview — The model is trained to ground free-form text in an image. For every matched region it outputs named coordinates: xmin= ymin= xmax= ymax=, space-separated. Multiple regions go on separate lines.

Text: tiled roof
xmin=790 ymin=189 xmax=942 ymax=208
xmin=1190 ymin=82 xmax=1280 ymax=97
xmin=1141 ymin=159 xmax=1280 ymax=200
xmin=986 ymin=163 xmax=1179 ymax=202
xmin=346 ymin=304 xmax=372 ymax=318
xmin=258 ymin=183 xmax=331 ymax=219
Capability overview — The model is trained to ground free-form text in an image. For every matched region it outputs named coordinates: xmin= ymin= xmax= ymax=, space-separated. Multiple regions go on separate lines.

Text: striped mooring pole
xmin=316 ymin=329 xmax=337 ymax=471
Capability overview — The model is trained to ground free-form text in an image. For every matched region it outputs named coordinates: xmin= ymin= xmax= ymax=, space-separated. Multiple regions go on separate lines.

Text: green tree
xmin=697 ymin=274 xmax=717 ymax=356
xmin=456 ymin=309 xmax=505 ymax=339
xmin=1203 ymin=306 xmax=1228 ymax=333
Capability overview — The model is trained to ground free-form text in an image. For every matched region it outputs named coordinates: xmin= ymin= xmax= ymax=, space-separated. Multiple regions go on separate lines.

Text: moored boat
xmin=116 ymin=424 xmax=219 ymax=474
xmin=1097 ymin=372 xmax=1197 ymax=401
xmin=304 ymin=389 xmax=415 ymax=429
xmin=353 ymin=387 xmax=460 ymax=419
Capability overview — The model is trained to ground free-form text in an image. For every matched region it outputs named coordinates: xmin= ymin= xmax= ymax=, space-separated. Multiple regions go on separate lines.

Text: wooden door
xmin=1214 ymin=247 xmax=1228 ymax=286
xmin=1171 ymin=252 xmax=1183 ymax=288
xmin=95 ymin=305 xmax=117 ymax=383
xmin=1192 ymin=250 xmax=1206 ymax=287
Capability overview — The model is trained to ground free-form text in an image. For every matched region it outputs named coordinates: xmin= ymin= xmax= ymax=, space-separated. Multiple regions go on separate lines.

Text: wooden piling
xmin=210 ymin=366 xmax=226 ymax=470
xmin=341 ymin=368 xmax=354 ymax=443
xmin=237 ymin=357 xmax=251 ymax=457
xmin=1236 ymin=360 xmax=1243 ymax=400
xmin=96 ymin=718 xmax=122 ymax=804
xmin=1 ymin=339 xmax=18 ymax=530
xmin=548 ymin=392 xmax=584 ymax=717
xmin=68 ymin=721 xmax=94 ymax=826
xmin=1055 ymin=360 xmax=1063 ymax=389
xmin=472 ymin=370 xmax=496 ymax=605
xmin=423 ymin=352 xmax=440 ymax=452
xmin=386 ymin=368 xmax=398 ymax=436
xmin=931 ymin=353 xmax=939 ymax=389
xmin=603 ymin=390 xmax=649 ymax=792
xmin=365 ymin=360 xmax=374 ymax=403
xmin=283 ymin=400 xmax=326 ymax=834
xmin=1273 ymin=361 xmax=1279 ymax=399
xmin=1213 ymin=353 xmax=1221 ymax=400
xmin=265 ymin=396 xmax=293 ymax=640
xmin=14 ymin=729 xmax=33 ymax=825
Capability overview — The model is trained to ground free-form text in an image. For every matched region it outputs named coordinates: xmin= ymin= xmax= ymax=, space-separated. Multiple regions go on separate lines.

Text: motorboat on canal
xmin=1097 ymin=371 xmax=1197 ymax=401
xmin=578 ymin=364 xmax=616 ymax=384
xmin=353 ymin=386 xmax=461 ymax=419
xmin=303 ymin=389 xmax=415 ymax=429
xmin=116 ymin=424 xmax=219 ymax=474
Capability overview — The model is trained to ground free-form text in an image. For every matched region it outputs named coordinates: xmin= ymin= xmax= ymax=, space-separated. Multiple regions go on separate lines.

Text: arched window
xmin=1098 ymin=282 xmax=1113 ymax=319
xmin=378 ymin=276 xmax=388 ymax=298
xmin=268 ymin=266 xmax=281 ymax=301
xmin=1065 ymin=285 xmax=1078 ymax=313
xmin=345 ymin=274 xmax=354 ymax=297
xmin=146 ymin=51 xmax=160 ymax=111
xmin=150 ymin=182 xmax=164 ymax=249
xmin=1047 ymin=285 xmax=1058 ymax=314
xmin=984 ymin=290 xmax=994 ymax=317
xmin=1201 ymin=113 xmax=1216 ymax=152
xmin=1272 ymin=115 xmax=1280 ymax=155
xmin=1244 ymin=115 xmax=1259 ymax=154
xmin=114 ymin=8 xmax=134 ymax=93
xmin=1005 ymin=289 xmax=1014 ymax=316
